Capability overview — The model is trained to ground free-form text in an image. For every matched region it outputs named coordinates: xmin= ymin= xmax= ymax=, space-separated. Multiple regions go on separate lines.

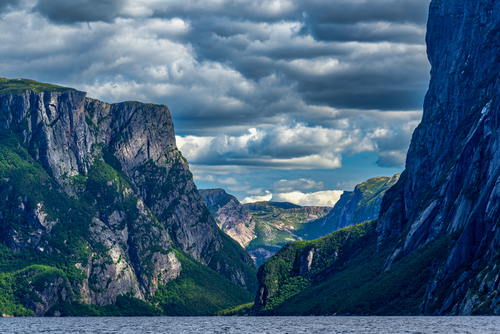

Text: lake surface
xmin=1 ymin=316 xmax=500 ymax=334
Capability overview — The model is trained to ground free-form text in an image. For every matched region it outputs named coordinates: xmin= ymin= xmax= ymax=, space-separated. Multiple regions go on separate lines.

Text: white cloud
xmin=0 ymin=0 xmax=427 ymax=197
xmin=218 ymin=177 xmax=238 ymax=185
xmin=273 ymin=190 xmax=344 ymax=207
xmin=176 ymin=117 xmax=420 ymax=170
xmin=176 ymin=135 xmax=214 ymax=162
xmin=242 ymin=191 xmax=273 ymax=204
xmin=193 ymin=174 xmax=215 ymax=182
xmin=240 ymin=188 xmax=343 ymax=206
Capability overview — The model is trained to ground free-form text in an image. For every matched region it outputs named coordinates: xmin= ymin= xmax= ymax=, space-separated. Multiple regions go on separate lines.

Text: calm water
xmin=1 ymin=316 xmax=500 ymax=334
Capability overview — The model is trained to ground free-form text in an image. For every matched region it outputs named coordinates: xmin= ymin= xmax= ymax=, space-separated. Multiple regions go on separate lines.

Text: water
xmin=1 ymin=316 xmax=500 ymax=334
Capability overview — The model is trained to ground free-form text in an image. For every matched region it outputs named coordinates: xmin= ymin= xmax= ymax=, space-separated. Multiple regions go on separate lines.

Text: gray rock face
xmin=199 ymin=188 xmax=256 ymax=248
xmin=376 ymin=0 xmax=500 ymax=314
xmin=0 ymin=85 xmax=256 ymax=315
xmin=24 ymin=276 xmax=68 ymax=317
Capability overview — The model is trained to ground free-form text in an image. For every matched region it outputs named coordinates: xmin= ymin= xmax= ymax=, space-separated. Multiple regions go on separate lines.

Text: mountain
xmin=0 ymin=78 xmax=256 ymax=316
xmin=199 ymin=188 xmax=330 ymax=266
xmin=297 ymin=175 xmax=400 ymax=240
xmin=201 ymin=176 xmax=398 ymax=266
xmin=244 ymin=201 xmax=330 ymax=266
xmin=253 ymin=0 xmax=500 ymax=315
xmin=199 ymin=189 xmax=256 ymax=248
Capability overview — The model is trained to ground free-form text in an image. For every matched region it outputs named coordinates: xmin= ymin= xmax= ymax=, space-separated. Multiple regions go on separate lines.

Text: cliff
xmin=298 ymin=175 xmax=400 ymax=240
xmin=254 ymin=0 xmax=500 ymax=315
xmin=199 ymin=188 xmax=256 ymax=248
xmin=0 ymin=78 xmax=256 ymax=316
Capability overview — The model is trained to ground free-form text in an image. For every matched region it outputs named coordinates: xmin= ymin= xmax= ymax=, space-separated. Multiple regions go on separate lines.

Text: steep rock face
xmin=299 ymin=175 xmax=399 ymax=240
xmin=376 ymin=0 xmax=500 ymax=314
xmin=253 ymin=222 xmax=376 ymax=315
xmin=199 ymin=188 xmax=256 ymax=248
xmin=254 ymin=0 xmax=500 ymax=316
xmin=0 ymin=80 xmax=256 ymax=316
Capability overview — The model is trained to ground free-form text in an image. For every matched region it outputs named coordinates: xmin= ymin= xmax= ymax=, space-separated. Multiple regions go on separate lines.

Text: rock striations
xmin=0 ymin=79 xmax=256 ymax=316
xmin=376 ymin=0 xmax=500 ymax=314
xmin=199 ymin=188 xmax=256 ymax=248
xmin=253 ymin=0 xmax=500 ymax=315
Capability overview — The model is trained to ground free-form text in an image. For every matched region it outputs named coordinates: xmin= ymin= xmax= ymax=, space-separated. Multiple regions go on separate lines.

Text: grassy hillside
xmin=255 ymin=219 xmax=464 ymax=315
xmin=244 ymin=201 xmax=330 ymax=266
xmin=0 ymin=78 xmax=74 ymax=96
xmin=245 ymin=201 xmax=330 ymax=248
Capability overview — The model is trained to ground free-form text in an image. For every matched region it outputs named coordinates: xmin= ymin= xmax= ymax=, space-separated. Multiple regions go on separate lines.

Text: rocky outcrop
xmin=199 ymin=188 xmax=256 ymax=248
xmin=0 ymin=79 xmax=256 ymax=316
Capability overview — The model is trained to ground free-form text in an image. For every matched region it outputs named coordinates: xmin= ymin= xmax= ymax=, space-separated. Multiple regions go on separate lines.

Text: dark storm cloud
xmin=300 ymin=0 xmax=429 ymax=25
xmin=152 ymin=0 xmax=429 ymax=25
xmin=0 ymin=0 xmax=21 ymax=12
xmin=0 ymin=0 xmax=430 ymax=171
xmin=145 ymin=1 xmax=431 ymax=113
xmin=33 ymin=0 xmax=124 ymax=23
xmin=306 ymin=22 xmax=425 ymax=44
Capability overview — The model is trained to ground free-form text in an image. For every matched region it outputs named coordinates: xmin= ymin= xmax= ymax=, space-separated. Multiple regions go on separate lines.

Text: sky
xmin=0 ymin=0 xmax=431 ymax=206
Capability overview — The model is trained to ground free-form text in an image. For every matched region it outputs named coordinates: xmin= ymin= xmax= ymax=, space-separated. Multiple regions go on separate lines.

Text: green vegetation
xmin=216 ymin=302 xmax=254 ymax=316
xmin=208 ymin=230 xmax=258 ymax=292
xmin=0 ymin=131 xmax=254 ymax=316
xmin=258 ymin=221 xmax=376 ymax=313
xmin=0 ymin=264 xmax=76 ymax=317
xmin=46 ymin=294 xmax=162 ymax=317
xmin=0 ymin=132 xmax=95 ymax=263
xmin=138 ymin=155 xmax=258 ymax=291
xmin=151 ymin=251 xmax=254 ymax=315
xmin=245 ymin=201 xmax=330 ymax=251
xmin=257 ymin=220 xmax=462 ymax=316
xmin=0 ymin=78 xmax=74 ymax=96
xmin=0 ymin=82 xmax=257 ymax=316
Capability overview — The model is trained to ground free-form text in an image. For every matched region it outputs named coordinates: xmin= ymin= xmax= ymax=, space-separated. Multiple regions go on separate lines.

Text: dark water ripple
xmin=1 ymin=316 xmax=500 ymax=334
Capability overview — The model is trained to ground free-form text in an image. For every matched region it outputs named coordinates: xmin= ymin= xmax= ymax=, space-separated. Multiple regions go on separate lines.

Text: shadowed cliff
xmin=254 ymin=0 xmax=500 ymax=316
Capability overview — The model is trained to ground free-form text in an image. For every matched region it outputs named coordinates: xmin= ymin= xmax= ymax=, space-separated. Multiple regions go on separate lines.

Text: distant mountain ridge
xmin=201 ymin=175 xmax=398 ymax=266
xmin=200 ymin=188 xmax=330 ymax=266
xmin=298 ymin=174 xmax=400 ymax=240
xmin=199 ymin=188 xmax=256 ymax=248
xmin=244 ymin=201 xmax=330 ymax=266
